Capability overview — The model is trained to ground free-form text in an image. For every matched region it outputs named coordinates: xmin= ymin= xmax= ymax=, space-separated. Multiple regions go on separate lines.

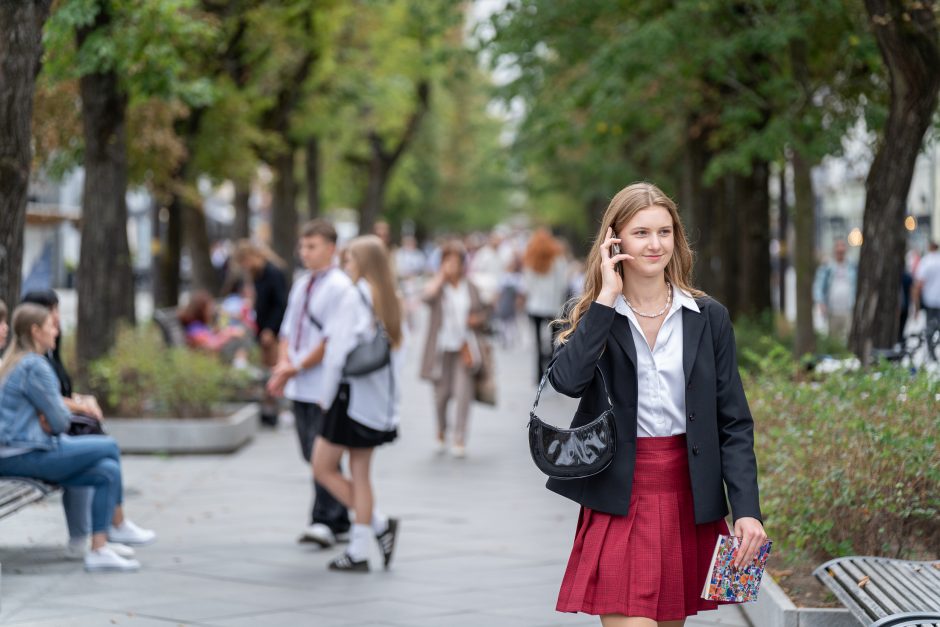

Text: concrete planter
xmin=742 ymin=573 xmax=858 ymax=627
xmin=105 ymin=403 xmax=259 ymax=454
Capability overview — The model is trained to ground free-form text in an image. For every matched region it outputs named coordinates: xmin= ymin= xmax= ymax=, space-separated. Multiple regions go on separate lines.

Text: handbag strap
xmin=354 ymin=284 xmax=388 ymax=336
xmin=531 ymin=360 xmax=612 ymax=412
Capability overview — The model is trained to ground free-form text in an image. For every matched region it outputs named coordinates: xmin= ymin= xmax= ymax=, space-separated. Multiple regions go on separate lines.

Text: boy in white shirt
xmin=268 ymin=220 xmax=352 ymax=546
xmin=913 ymin=241 xmax=940 ymax=361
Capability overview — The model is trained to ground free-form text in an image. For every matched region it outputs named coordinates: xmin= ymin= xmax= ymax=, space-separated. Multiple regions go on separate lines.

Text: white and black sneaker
xmin=376 ymin=518 xmax=399 ymax=569
xmin=328 ymin=552 xmax=369 ymax=573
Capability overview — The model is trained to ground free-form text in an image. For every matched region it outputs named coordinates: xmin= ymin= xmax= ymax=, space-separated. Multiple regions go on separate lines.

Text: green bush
xmin=748 ymin=363 xmax=939 ymax=561
xmin=89 ymin=324 xmax=251 ymax=418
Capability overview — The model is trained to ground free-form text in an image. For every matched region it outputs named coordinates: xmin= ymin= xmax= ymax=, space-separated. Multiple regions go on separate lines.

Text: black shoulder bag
xmin=527 ymin=364 xmax=617 ymax=480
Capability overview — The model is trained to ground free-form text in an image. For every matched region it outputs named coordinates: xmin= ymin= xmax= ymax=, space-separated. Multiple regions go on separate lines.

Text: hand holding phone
xmin=611 ymin=243 xmax=624 ymax=277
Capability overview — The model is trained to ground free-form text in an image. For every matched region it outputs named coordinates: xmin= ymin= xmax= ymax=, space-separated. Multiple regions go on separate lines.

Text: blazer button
xmin=687 ymin=381 xmax=693 ymax=389
xmin=688 ymin=412 xmax=696 ymax=421
xmin=692 ymin=444 xmax=700 ymax=455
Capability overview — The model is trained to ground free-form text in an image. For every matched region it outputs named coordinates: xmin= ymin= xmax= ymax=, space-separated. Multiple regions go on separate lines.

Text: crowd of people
xmin=2 ymin=211 xmax=936 ymax=582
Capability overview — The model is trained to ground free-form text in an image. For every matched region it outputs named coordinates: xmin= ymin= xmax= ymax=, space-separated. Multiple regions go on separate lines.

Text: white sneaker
xmin=298 ymin=523 xmax=336 ymax=548
xmin=84 ymin=546 xmax=140 ymax=572
xmin=107 ymin=520 xmax=156 ymax=546
xmin=451 ymin=444 xmax=466 ymax=459
xmin=107 ymin=542 xmax=136 ymax=558
xmin=435 ymin=437 xmax=447 ymax=454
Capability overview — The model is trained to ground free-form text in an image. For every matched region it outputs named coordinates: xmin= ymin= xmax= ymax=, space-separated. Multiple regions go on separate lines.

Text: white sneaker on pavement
xmin=65 ymin=537 xmax=135 ymax=560
xmin=107 ymin=520 xmax=156 ymax=546
xmin=298 ymin=523 xmax=336 ymax=548
xmin=84 ymin=546 xmax=140 ymax=572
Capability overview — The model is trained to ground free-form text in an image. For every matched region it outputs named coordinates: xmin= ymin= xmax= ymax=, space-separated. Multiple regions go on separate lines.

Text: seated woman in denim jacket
xmin=0 ymin=304 xmax=155 ymax=572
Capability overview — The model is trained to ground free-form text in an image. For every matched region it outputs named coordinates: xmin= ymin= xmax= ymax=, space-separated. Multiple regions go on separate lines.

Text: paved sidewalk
xmin=0 ymin=323 xmax=750 ymax=626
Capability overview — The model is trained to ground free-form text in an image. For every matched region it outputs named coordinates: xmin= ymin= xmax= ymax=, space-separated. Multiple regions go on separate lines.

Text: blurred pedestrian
xmin=913 ymin=241 xmax=940 ymax=360
xmin=267 ymin=220 xmax=352 ymax=547
xmin=420 ymin=243 xmax=488 ymax=457
xmin=494 ymin=254 xmax=524 ymax=347
xmin=233 ymin=240 xmax=289 ymax=426
xmin=813 ymin=238 xmax=857 ymax=343
xmin=549 ymin=182 xmax=765 ymax=622
xmin=523 ymin=228 xmax=568 ymax=383
xmin=312 ymin=235 xmax=403 ymax=572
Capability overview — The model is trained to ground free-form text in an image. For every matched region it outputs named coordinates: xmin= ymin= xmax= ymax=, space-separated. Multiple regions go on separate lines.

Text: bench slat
xmin=841 ymin=559 xmax=907 ymax=617
xmin=823 ymin=562 xmax=890 ymax=620
xmin=0 ymin=489 xmax=45 ymax=518
xmin=879 ymin=561 xmax=940 ymax=609
xmin=0 ymin=478 xmax=59 ymax=520
xmin=860 ymin=559 xmax=937 ymax=614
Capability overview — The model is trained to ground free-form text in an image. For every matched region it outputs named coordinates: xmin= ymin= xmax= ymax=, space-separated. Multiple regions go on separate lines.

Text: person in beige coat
xmin=420 ymin=243 xmax=489 ymax=458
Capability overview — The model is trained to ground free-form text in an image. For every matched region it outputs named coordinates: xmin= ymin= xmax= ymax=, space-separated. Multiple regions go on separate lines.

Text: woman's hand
xmin=38 ymin=413 xmax=52 ymax=434
xmin=733 ymin=517 xmax=768 ymax=568
xmin=596 ymin=227 xmax=634 ymax=306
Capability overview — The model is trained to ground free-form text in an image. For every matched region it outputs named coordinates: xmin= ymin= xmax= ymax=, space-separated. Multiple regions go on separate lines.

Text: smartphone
xmin=611 ymin=243 xmax=623 ymax=276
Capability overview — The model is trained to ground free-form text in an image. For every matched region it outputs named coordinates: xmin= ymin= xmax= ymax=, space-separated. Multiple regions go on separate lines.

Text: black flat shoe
xmin=376 ymin=518 xmax=399 ymax=569
xmin=328 ymin=552 xmax=369 ymax=573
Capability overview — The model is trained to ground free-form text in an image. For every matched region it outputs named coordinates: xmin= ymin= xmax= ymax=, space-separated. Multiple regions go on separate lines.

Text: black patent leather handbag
xmin=527 ymin=364 xmax=617 ymax=480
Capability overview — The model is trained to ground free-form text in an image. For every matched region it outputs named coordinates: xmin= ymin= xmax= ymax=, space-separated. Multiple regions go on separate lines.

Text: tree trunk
xmin=271 ymin=148 xmax=298 ymax=268
xmin=733 ymin=162 xmax=772 ymax=319
xmin=851 ymin=0 xmax=940 ymax=359
xmin=155 ymin=199 xmax=182 ymax=308
xmin=181 ymin=198 xmax=219 ymax=294
xmin=792 ymin=149 xmax=817 ymax=357
xmin=777 ymin=164 xmax=788 ymax=315
xmin=75 ymin=61 xmax=136 ymax=371
xmin=305 ymin=136 xmax=320 ymax=219
xmin=233 ymin=182 xmax=251 ymax=240
xmin=681 ymin=123 xmax=722 ymax=299
xmin=360 ymin=144 xmax=391 ymax=235
xmin=0 ymin=0 xmax=51 ymax=309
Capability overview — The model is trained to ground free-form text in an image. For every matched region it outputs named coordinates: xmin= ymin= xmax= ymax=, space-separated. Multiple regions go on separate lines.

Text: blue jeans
xmin=63 ymin=487 xmax=93 ymax=539
xmin=0 ymin=435 xmax=123 ymax=534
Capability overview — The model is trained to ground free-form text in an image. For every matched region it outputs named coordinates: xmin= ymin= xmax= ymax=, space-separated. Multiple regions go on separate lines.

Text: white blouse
xmin=437 ymin=280 xmax=472 ymax=352
xmin=614 ymin=288 xmax=700 ymax=438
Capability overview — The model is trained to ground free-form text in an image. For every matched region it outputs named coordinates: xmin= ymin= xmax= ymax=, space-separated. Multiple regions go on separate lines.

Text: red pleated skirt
xmin=556 ymin=434 xmax=731 ymax=621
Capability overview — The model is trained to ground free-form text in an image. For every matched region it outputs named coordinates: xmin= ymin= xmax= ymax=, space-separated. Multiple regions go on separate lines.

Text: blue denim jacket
xmin=0 ymin=353 xmax=71 ymax=451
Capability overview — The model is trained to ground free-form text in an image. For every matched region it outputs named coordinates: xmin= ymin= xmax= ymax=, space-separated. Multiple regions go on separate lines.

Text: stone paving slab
xmin=0 ymin=319 xmax=750 ymax=627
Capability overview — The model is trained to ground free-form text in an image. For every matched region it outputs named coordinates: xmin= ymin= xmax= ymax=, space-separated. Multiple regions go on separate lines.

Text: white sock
xmin=371 ymin=509 xmax=388 ymax=535
xmin=347 ymin=524 xmax=373 ymax=561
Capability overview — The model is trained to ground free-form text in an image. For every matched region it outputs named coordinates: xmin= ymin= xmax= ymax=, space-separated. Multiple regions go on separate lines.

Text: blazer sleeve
xmin=548 ymin=301 xmax=616 ymax=397
xmin=713 ymin=305 xmax=763 ymax=523
xmin=316 ymin=286 xmax=371 ymax=409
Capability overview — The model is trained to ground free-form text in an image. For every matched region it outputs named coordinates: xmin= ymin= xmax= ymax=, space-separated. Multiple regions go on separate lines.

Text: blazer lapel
xmin=682 ymin=306 xmax=706 ymax=383
xmin=610 ymin=314 xmax=638 ymax=372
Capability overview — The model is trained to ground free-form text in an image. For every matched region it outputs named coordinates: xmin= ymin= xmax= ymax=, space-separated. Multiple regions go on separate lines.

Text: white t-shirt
xmin=915 ymin=251 xmax=940 ymax=308
xmin=278 ymin=267 xmax=353 ymax=404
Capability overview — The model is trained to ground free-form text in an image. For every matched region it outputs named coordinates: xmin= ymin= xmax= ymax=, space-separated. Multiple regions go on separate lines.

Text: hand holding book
xmin=701 ymin=534 xmax=773 ymax=603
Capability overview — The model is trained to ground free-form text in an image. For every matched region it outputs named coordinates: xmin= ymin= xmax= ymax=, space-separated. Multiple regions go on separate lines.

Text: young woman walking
xmin=548 ymin=183 xmax=766 ymax=626
xmin=312 ymin=235 xmax=403 ymax=572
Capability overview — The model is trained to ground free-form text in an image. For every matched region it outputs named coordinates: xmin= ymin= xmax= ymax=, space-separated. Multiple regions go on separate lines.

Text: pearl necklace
xmin=624 ymin=281 xmax=672 ymax=318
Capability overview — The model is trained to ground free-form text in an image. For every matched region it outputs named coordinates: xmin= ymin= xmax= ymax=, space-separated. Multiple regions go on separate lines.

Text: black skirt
xmin=320 ymin=383 xmax=398 ymax=448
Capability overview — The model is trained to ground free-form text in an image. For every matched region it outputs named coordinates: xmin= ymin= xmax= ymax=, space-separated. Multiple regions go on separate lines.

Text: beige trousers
xmin=434 ymin=350 xmax=474 ymax=446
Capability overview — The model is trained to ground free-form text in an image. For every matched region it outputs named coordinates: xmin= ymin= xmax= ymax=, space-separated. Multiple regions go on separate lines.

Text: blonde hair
xmin=0 ymin=304 xmax=51 ymax=382
xmin=346 ymin=235 xmax=404 ymax=348
xmin=557 ymin=182 xmax=703 ymax=344
xmin=232 ymin=239 xmax=287 ymax=270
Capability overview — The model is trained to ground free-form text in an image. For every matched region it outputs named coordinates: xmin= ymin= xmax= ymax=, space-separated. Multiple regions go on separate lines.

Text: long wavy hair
xmin=556 ymin=182 xmax=703 ymax=344
xmin=0 ymin=304 xmax=51 ymax=382
xmin=346 ymin=235 xmax=404 ymax=348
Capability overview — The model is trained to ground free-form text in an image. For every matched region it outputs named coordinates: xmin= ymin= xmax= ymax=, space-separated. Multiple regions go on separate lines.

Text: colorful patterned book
xmin=701 ymin=534 xmax=773 ymax=602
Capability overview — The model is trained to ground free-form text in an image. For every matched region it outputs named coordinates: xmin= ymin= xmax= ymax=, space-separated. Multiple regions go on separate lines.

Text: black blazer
xmin=546 ymin=298 xmax=762 ymax=525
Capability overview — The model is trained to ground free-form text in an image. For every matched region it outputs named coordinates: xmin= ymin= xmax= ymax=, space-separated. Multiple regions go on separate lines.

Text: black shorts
xmin=320 ymin=383 xmax=397 ymax=449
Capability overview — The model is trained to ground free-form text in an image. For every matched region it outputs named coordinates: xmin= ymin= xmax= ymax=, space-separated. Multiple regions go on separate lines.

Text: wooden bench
xmin=814 ymin=556 xmax=940 ymax=626
xmin=0 ymin=478 xmax=59 ymax=521
xmin=152 ymin=307 xmax=187 ymax=348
